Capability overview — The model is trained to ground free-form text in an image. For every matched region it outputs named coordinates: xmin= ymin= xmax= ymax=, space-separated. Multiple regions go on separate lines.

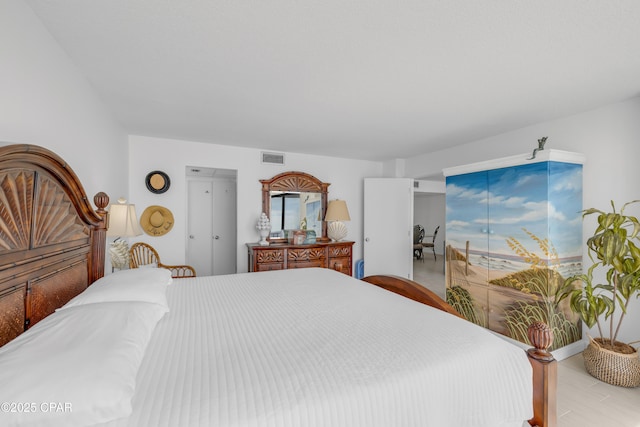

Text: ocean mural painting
xmin=445 ymin=160 xmax=583 ymax=351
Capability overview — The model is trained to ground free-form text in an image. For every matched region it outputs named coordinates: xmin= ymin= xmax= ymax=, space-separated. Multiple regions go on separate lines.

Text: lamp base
xmin=327 ymin=221 xmax=348 ymax=241
xmin=109 ymin=239 xmax=130 ymax=270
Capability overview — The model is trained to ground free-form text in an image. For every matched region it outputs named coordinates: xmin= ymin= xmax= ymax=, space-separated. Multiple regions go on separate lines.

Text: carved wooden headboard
xmin=0 ymin=144 xmax=109 ymax=346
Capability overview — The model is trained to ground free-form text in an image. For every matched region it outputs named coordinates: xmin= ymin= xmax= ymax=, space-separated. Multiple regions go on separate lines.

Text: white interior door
xmin=187 ymin=180 xmax=214 ymax=276
xmin=212 ymin=178 xmax=237 ymax=275
xmin=363 ymin=178 xmax=414 ymax=278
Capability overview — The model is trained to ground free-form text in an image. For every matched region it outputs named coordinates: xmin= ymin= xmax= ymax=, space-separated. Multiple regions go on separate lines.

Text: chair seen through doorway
xmin=422 ymin=226 xmax=439 ymax=261
xmin=413 ymin=225 xmax=425 ymax=261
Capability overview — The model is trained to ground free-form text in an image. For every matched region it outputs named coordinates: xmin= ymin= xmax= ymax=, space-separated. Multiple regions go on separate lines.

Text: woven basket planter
xmin=583 ymin=337 xmax=640 ymax=388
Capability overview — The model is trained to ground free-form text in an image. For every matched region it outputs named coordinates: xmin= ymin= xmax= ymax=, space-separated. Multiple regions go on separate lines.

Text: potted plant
xmin=560 ymin=200 xmax=640 ymax=387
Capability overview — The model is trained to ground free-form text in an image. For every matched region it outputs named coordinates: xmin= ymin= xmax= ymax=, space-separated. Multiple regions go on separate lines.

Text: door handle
xmin=189 ymin=235 xmax=195 ymax=239
xmin=214 ymin=235 xmax=220 ymax=240
xmin=365 ymin=237 xmax=370 ymax=242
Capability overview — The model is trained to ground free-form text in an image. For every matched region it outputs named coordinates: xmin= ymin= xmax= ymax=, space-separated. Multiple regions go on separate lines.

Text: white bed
xmin=2 ymin=267 xmax=533 ymax=427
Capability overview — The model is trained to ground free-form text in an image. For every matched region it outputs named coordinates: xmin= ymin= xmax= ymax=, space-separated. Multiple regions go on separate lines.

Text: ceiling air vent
xmin=261 ymin=151 xmax=285 ymax=165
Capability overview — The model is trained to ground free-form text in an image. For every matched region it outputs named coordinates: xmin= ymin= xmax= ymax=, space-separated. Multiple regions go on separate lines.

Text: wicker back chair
xmin=129 ymin=242 xmax=196 ymax=278
xmin=413 ymin=225 xmax=425 ymax=260
xmin=422 ymin=226 xmax=440 ymax=261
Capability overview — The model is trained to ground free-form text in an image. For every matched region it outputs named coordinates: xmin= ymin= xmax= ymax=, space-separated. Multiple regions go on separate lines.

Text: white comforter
xmin=103 ymin=268 xmax=532 ymax=427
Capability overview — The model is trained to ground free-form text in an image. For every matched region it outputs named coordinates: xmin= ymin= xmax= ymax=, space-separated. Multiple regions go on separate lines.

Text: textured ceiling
xmin=25 ymin=0 xmax=640 ymax=161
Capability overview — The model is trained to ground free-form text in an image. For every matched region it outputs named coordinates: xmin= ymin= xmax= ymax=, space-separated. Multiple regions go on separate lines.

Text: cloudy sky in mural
xmin=446 ymin=161 xmax=583 ymax=260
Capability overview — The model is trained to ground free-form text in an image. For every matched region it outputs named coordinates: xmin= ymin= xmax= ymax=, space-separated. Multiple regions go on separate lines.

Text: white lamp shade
xmin=107 ymin=200 xmax=143 ymax=237
xmin=324 ymin=200 xmax=350 ymax=222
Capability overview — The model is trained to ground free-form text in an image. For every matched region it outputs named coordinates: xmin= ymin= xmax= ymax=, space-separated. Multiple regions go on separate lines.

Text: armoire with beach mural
xmin=443 ymin=149 xmax=585 ymax=356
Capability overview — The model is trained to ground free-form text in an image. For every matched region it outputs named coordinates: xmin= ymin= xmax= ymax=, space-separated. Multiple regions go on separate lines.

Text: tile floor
xmin=412 ymin=254 xmax=446 ymax=298
xmin=412 ymin=256 xmax=640 ymax=427
xmin=556 ymin=353 xmax=640 ymax=426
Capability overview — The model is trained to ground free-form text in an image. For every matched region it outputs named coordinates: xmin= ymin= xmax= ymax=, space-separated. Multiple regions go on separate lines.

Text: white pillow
xmin=0 ymin=301 xmax=167 ymax=427
xmin=138 ymin=262 xmax=158 ymax=268
xmin=60 ymin=268 xmax=172 ymax=312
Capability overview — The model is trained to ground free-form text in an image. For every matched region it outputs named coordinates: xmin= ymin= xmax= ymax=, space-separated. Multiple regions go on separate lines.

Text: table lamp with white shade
xmin=324 ymin=199 xmax=350 ymax=241
xmin=106 ymin=197 xmax=143 ymax=270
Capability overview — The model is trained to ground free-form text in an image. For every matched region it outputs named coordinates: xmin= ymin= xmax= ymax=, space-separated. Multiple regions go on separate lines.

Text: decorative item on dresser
xmin=256 ymin=212 xmax=271 ymax=246
xmin=247 ymin=241 xmax=354 ymax=275
xmin=325 ymin=199 xmax=351 ymax=241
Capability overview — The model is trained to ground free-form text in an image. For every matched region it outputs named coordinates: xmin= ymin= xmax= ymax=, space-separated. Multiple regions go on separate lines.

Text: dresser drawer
xmin=255 ymin=249 xmax=285 ymax=264
xmin=255 ymin=263 xmax=284 ymax=272
xmin=288 ymin=260 xmax=325 ymax=269
xmin=328 ymin=257 xmax=351 ymax=275
xmin=288 ymin=247 xmax=326 ymax=262
xmin=328 ymin=245 xmax=352 ymax=258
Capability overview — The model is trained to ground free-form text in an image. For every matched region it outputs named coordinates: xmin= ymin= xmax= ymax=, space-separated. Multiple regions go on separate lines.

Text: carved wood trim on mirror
xmin=260 ymin=171 xmax=330 ymax=243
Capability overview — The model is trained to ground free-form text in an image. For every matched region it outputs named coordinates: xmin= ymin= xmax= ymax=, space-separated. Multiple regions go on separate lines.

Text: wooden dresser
xmin=247 ymin=241 xmax=354 ymax=276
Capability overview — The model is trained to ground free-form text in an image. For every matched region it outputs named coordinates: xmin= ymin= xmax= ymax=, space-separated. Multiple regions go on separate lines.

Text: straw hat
xmin=140 ymin=205 xmax=174 ymax=236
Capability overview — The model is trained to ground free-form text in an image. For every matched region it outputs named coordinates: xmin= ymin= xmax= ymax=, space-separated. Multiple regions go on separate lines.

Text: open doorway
xmin=413 ymin=181 xmax=446 ymax=299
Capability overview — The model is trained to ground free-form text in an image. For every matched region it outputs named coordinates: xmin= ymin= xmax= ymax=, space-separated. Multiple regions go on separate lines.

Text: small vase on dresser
xmin=256 ymin=213 xmax=271 ymax=246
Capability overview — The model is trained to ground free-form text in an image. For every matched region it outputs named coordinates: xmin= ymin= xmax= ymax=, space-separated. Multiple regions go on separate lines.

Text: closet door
xmin=186 ymin=174 xmax=237 ymax=276
xmin=485 ymin=165 xmax=549 ymax=334
xmin=445 ymin=171 xmax=490 ymax=328
xmin=187 ymin=179 xmax=214 ymax=276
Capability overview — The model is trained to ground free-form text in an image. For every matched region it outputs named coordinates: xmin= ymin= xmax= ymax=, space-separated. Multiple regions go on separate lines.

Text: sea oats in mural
xmin=445 ymin=160 xmax=583 ymax=350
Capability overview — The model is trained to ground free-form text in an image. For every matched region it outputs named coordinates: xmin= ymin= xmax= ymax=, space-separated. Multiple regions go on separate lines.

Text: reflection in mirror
xmin=269 ymin=192 xmax=322 ymax=237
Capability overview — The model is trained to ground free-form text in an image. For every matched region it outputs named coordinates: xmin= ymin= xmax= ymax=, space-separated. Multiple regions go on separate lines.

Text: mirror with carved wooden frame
xmin=261 ymin=171 xmax=330 ymax=243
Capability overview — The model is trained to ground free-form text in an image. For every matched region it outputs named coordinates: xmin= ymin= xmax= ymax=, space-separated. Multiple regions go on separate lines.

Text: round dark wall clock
xmin=145 ymin=171 xmax=170 ymax=194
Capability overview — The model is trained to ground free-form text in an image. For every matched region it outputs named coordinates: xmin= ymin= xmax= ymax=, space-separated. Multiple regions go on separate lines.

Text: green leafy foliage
xmin=558 ymin=200 xmax=640 ymax=350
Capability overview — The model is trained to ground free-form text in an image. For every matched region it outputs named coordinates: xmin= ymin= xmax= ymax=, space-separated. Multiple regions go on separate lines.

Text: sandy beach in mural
xmin=446 ymin=255 xmax=579 ymax=341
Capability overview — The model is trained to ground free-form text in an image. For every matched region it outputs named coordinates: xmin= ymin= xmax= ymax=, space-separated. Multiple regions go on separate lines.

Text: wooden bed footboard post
xmin=527 ymin=321 xmax=557 ymax=427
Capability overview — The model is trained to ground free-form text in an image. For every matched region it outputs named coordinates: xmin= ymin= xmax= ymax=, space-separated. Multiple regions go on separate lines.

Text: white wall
xmin=404 ymin=96 xmax=640 ymax=345
xmin=0 ymin=0 xmax=127 ymax=201
xmin=129 ymin=135 xmax=382 ymax=273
